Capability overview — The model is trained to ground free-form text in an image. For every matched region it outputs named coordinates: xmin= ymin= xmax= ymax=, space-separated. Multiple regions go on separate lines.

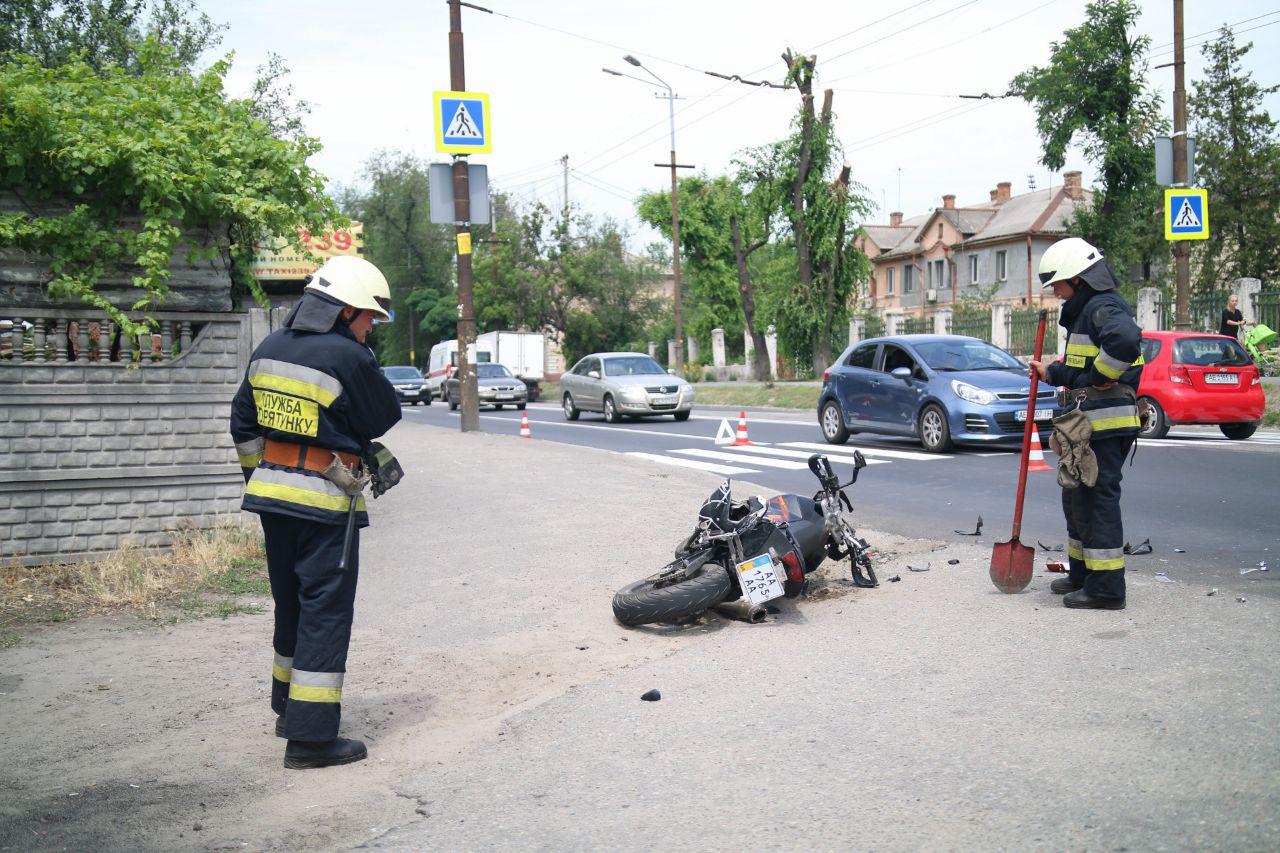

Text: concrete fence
xmin=0 ymin=307 xmax=275 ymax=566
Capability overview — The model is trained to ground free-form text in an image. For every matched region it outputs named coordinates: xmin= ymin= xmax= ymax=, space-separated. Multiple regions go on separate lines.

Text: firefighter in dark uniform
xmin=230 ymin=256 xmax=401 ymax=768
xmin=1029 ymin=238 xmax=1144 ymax=611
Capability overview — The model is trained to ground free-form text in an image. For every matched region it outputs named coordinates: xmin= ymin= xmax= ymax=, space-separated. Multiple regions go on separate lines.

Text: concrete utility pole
xmin=448 ymin=0 xmax=480 ymax=430
xmin=1172 ymin=0 xmax=1191 ymax=330
xmin=560 ymin=154 xmax=569 ymax=226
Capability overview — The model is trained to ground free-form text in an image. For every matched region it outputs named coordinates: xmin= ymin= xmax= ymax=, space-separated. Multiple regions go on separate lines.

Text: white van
xmin=426 ymin=338 xmax=493 ymax=397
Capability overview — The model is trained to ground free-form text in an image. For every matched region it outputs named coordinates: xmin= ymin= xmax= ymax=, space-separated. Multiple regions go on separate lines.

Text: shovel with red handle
xmin=990 ymin=309 xmax=1049 ymax=594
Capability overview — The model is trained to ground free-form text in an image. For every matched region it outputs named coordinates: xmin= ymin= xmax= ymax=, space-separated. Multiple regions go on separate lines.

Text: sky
xmin=205 ymin=0 xmax=1280 ymax=245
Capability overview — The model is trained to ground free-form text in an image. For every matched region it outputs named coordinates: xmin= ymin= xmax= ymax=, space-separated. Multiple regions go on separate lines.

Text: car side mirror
xmin=667 ymin=368 xmax=676 ymax=375
xmin=587 ymin=370 xmax=600 ymax=379
xmin=891 ymin=366 xmax=912 ymax=382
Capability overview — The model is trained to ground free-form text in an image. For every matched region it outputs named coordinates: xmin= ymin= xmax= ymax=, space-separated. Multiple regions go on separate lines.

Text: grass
xmin=1264 ymin=383 xmax=1280 ymax=428
xmin=0 ymin=521 xmax=268 ymax=643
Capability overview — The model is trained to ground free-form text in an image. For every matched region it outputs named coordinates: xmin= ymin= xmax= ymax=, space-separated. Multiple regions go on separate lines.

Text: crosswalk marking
xmin=778 ymin=441 xmax=951 ymax=461
xmin=671 ymin=448 xmax=811 ymax=470
xmin=717 ymin=444 xmax=891 ymax=465
xmin=624 ymin=452 xmax=756 ymax=475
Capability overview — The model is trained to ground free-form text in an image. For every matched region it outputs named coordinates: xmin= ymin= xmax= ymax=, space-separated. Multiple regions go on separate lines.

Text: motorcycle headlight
xmin=951 ymin=380 xmax=995 ymax=406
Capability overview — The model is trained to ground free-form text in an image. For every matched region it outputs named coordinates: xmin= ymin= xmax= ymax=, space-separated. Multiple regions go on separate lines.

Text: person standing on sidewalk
xmin=1029 ymin=238 xmax=1144 ymax=611
xmin=1218 ymin=295 xmax=1245 ymax=339
xmin=230 ymin=256 xmax=402 ymax=768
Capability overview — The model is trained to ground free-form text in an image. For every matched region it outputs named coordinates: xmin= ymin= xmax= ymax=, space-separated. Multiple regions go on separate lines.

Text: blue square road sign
xmin=1164 ymin=189 xmax=1208 ymax=241
xmin=434 ymin=91 xmax=491 ymax=155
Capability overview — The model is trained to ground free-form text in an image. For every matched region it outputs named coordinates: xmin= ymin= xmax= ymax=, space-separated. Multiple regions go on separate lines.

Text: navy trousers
xmin=260 ymin=512 xmax=360 ymax=742
xmin=1061 ymin=435 xmax=1134 ymax=602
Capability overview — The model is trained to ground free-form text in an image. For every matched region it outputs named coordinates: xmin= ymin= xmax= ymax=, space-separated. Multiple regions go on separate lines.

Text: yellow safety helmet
xmin=1038 ymin=237 xmax=1106 ymax=289
xmin=304 ymin=256 xmax=393 ymax=321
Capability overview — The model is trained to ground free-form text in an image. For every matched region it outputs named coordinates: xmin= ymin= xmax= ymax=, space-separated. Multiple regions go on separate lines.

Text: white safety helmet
xmin=304 ymin=256 xmax=393 ymax=321
xmin=1038 ymin=237 xmax=1105 ymax=289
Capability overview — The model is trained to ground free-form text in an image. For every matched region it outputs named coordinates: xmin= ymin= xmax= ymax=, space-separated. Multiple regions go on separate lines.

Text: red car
xmin=1137 ymin=331 xmax=1265 ymax=440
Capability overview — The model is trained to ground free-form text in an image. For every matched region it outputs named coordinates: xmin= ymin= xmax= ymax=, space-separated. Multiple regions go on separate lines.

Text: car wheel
xmin=1138 ymin=396 xmax=1167 ymax=439
xmin=1220 ymin=422 xmax=1258 ymax=440
xmin=603 ymin=395 xmax=621 ymax=423
xmin=517 ymin=402 xmax=527 ymax=411
xmin=820 ymin=401 xmax=849 ymax=445
xmin=563 ymin=393 xmax=580 ymax=421
xmin=673 ymin=410 xmax=690 ymax=422
xmin=447 ymin=390 xmax=458 ymax=411
xmin=917 ymin=404 xmax=953 ymax=453
xmin=494 ymin=404 xmax=503 ymax=411
xmin=423 ymin=391 xmax=431 ymax=406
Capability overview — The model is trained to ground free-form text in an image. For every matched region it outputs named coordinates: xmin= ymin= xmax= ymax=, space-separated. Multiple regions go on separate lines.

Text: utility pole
xmin=448 ymin=0 xmax=479 ymax=430
xmin=1172 ymin=0 xmax=1191 ymax=330
xmin=560 ymin=154 xmax=569 ymax=226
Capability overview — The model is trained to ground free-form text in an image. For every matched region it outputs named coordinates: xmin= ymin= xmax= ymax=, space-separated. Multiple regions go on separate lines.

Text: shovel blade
xmin=990 ymin=537 xmax=1034 ymax=593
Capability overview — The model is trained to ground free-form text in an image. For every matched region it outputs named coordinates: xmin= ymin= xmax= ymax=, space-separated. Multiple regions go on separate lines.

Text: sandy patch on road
xmin=1 ymin=421 xmax=917 ymax=851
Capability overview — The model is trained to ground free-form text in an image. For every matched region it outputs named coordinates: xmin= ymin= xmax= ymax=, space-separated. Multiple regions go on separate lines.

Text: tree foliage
xmin=1189 ymin=27 xmax=1280 ymax=288
xmin=1013 ymin=0 xmax=1166 ymax=279
xmin=0 ymin=43 xmax=339 ymax=333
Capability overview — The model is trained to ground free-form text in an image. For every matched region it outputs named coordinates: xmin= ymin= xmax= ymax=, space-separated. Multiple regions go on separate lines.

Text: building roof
xmin=865 ymin=185 xmax=1095 ymax=262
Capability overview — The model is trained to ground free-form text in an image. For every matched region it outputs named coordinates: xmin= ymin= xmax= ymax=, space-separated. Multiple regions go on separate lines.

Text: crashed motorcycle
xmin=612 ymin=453 xmax=877 ymax=626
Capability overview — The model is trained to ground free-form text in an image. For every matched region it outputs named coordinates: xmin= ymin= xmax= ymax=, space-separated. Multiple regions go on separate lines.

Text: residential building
xmin=855 ymin=173 xmax=1094 ymax=321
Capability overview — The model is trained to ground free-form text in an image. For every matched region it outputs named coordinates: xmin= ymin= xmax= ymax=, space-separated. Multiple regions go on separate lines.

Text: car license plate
xmin=1016 ymin=408 xmax=1053 ymax=421
xmin=736 ymin=554 xmax=786 ymax=606
xmin=653 ymin=394 xmax=677 ymax=405
xmin=1204 ymin=373 xmax=1238 ymax=384
xmin=404 ymin=388 xmax=419 ymax=396
xmin=495 ymin=393 xmax=514 ymax=400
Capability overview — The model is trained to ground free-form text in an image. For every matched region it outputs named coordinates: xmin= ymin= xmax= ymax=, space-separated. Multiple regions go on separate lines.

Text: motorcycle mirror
xmin=853 ymin=450 xmax=867 ymax=471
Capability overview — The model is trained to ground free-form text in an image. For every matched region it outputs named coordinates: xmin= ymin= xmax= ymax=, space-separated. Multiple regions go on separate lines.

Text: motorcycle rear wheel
xmin=612 ymin=559 xmax=731 ymax=626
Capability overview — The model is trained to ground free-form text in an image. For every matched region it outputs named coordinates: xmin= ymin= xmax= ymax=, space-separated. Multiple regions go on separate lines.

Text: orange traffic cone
xmin=731 ymin=410 xmax=752 ymax=446
xmin=1027 ymin=425 xmax=1053 ymax=472
xmin=519 ymin=411 xmax=532 ymax=439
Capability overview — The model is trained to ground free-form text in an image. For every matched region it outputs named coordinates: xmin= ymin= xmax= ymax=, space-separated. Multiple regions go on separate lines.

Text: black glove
xmin=362 ymin=442 xmax=404 ymax=499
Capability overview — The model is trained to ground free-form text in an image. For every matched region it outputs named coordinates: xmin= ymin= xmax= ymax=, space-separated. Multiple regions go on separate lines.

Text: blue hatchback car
xmin=818 ymin=334 xmax=1060 ymax=452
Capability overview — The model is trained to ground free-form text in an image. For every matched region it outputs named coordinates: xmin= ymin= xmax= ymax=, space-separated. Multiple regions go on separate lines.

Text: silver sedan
xmin=560 ymin=352 xmax=694 ymax=422
xmin=444 ymin=363 xmax=528 ymax=410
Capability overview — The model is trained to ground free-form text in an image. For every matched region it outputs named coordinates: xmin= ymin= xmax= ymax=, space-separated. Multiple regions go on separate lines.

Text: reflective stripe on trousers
xmin=1060 ymin=436 xmax=1133 ymax=601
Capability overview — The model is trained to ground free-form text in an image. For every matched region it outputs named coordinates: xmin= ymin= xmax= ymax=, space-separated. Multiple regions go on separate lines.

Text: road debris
xmin=947 ymin=559 xmax=960 ymax=565
xmin=1046 ymin=561 xmax=1066 ymax=573
xmin=1207 ymin=588 xmax=1218 ymax=596
xmin=907 ymin=564 xmax=930 ymax=573
xmin=1237 ymin=596 xmax=1248 ymax=604
xmin=955 ymin=515 xmax=983 ymax=536
xmin=1173 ymin=548 xmax=1186 ymax=553
xmin=1240 ymin=565 xmax=1269 ymax=575
xmin=1123 ymin=538 xmax=1153 ymax=556
xmin=1037 ymin=541 xmax=1064 ymax=552
xmin=640 ymin=689 xmax=661 ymax=702
xmin=888 ymin=575 xmax=901 ymax=583
xmin=1154 ymin=572 xmax=1175 ymax=583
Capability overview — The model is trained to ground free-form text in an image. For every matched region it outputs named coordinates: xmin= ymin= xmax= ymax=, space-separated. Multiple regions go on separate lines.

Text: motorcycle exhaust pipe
xmin=714 ymin=598 xmax=767 ymax=624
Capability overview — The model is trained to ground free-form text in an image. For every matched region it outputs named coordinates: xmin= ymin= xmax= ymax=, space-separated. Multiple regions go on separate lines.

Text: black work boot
xmin=275 ymin=715 xmax=286 ymax=738
xmin=1050 ymin=577 xmax=1083 ymax=595
xmin=283 ymin=737 xmax=368 ymax=770
xmin=1062 ymin=589 xmax=1125 ymax=610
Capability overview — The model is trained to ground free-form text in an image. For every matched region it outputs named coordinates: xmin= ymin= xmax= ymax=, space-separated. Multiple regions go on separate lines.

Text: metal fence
xmin=1254 ymin=290 xmax=1280 ymax=331
xmin=1007 ymin=308 xmax=1059 ymax=356
xmin=863 ymin=314 xmax=884 ymax=338
xmin=900 ymin=316 xmax=928 ymax=335
xmin=948 ymin=307 xmax=992 ymax=341
xmin=1156 ymin=291 xmax=1227 ymax=331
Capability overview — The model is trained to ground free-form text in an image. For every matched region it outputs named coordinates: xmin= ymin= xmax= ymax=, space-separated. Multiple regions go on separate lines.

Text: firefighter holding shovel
xmin=1029 ymin=238 xmax=1145 ymax=610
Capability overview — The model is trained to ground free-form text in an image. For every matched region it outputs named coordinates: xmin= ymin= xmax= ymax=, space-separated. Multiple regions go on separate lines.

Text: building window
xmin=996 ymin=250 xmax=1007 ymax=282
xmin=930 ymin=259 xmax=945 ymax=290
xmin=886 ymin=267 xmax=895 ymax=296
xmin=937 ymin=223 xmax=943 ymax=240
xmin=969 ymin=254 xmax=978 ymax=284
xmin=902 ymin=264 xmax=914 ymax=293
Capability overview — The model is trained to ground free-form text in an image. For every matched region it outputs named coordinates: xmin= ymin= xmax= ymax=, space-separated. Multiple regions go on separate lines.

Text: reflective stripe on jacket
xmin=229 ymin=320 xmax=400 ymax=526
xmin=1046 ymin=291 xmax=1144 ymax=439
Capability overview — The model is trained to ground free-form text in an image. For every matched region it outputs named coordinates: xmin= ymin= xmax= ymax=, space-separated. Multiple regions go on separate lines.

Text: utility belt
xmin=263 ymin=439 xmax=362 ymax=475
xmin=1055 ymin=384 xmax=1137 ymax=408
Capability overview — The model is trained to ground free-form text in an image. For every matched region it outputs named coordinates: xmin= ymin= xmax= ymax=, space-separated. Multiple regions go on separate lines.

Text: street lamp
xmin=603 ymin=56 xmax=688 ymax=378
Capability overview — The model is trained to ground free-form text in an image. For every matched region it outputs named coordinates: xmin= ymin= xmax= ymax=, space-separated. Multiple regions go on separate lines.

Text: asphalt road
xmin=402 ymin=399 xmax=1280 ymax=599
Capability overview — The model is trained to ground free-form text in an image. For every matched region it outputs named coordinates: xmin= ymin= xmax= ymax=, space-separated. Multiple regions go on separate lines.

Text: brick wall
xmin=0 ymin=310 xmax=270 ymax=565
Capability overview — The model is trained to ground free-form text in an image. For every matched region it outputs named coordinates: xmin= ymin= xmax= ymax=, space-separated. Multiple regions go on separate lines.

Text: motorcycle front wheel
xmin=612 ymin=558 xmax=732 ymax=626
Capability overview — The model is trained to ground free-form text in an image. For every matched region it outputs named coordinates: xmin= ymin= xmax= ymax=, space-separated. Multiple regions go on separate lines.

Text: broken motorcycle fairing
xmin=611 ymin=453 xmax=876 ymax=627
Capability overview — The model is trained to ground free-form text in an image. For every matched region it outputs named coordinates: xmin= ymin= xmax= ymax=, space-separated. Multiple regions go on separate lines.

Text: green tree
xmin=1190 ymin=26 xmax=1280 ymax=288
xmin=1013 ymin=0 xmax=1166 ymax=280
xmin=0 ymin=43 xmax=338 ymax=335
xmin=0 ymin=0 xmax=223 ymax=73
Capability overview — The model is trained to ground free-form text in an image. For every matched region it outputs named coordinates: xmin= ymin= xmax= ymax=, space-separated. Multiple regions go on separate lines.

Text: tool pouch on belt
xmin=1050 ymin=405 xmax=1097 ymax=490
xmin=362 ymin=442 xmax=404 ymax=499
xmin=321 ymin=454 xmax=371 ymax=497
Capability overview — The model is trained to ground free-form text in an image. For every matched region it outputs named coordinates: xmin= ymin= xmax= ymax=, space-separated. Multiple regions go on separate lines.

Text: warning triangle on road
xmin=1173 ymin=198 xmax=1201 ymax=228
xmin=445 ymin=102 xmax=482 ymax=139
xmin=714 ymin=418 xmax=735 ymax=446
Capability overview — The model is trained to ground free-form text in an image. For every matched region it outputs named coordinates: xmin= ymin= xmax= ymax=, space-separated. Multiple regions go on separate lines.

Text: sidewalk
xmin=2 ymin=419 xmax=1277 ymax=851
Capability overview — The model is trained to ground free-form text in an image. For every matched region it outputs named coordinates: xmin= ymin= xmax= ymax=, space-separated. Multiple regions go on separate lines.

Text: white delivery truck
xmin=476 ymin=331 xmax=546 ymax=402
xmin=426 ymin=338 xmax=493 ymax=398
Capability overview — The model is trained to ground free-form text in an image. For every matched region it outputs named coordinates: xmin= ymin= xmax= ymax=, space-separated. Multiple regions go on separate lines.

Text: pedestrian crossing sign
xmin=433 ymin=91 xmax=491 ymax=154
xmin=1164 ymin=188 xmax=1208 ymax=241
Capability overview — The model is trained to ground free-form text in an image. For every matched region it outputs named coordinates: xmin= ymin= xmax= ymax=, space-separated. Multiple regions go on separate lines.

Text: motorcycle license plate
xmin=1016 ymin=408 xmax=1053 ymax=421
xmin=736 ymin=554 xmax=786 ymax=606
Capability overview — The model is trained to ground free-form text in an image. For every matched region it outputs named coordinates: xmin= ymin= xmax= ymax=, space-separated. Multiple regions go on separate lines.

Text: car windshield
xmin=383 ymin=367 xmax=422 ymax=381
xmin=1174 ymin=336 xmax=1251 ymax=367
xmin=477 ymin=364 xmax=514 ymax=378
xmin=912 ymin=341 xmax=1023 ymax=372
xmin=604 ymin=356 xmax=666 ymax=377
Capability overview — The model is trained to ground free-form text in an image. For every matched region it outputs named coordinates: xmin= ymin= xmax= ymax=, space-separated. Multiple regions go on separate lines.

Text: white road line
xmin=625 ymin=452 xmax=757 ymax=475
xmin=716 ymin=445 xmax=891 ymax=465
xmin=778 ymin=441 xmax=951 ymax=461
xmin=671 ymin=448 xmax=812 ymax=470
